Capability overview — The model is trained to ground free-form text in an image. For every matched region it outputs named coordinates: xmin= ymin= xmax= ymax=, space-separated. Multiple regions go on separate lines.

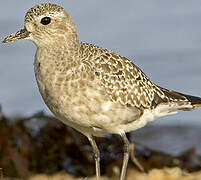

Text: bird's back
xmin=79 ymin=42 xmax=201 ymax=111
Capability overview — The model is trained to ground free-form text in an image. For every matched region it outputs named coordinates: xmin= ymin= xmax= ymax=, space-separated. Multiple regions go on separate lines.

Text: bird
xmin=3 ymin=3 xmax=201 ymax=180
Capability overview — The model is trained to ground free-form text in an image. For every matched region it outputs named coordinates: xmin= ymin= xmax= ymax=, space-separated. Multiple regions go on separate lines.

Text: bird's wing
xmin=80 ymin=43 xmax=195 ymax=110
xmin=80 ymin=43 xmax=156 ymax=109
xmin=93 ymin=50 xmax=158 ymax=109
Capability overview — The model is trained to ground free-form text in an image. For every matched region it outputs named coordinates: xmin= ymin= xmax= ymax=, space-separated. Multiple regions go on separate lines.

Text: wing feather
xmin=80 ymin=43 xmax=191 ymax=109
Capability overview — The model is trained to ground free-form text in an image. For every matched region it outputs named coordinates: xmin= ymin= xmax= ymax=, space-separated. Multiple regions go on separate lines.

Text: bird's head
xmin=3 ymin=3 xmax=78 ymax=47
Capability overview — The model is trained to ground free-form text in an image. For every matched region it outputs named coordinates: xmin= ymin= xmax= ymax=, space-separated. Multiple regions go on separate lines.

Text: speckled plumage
xmin=3 ymin=3 xmax=201 ymax=180
xmin=25 ymin=4 xmax=64 ymax=23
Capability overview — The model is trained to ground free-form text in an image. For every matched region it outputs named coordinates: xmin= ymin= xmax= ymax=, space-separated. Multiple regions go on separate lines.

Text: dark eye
xmin=40 ymin=17 xmax=51 ymax=25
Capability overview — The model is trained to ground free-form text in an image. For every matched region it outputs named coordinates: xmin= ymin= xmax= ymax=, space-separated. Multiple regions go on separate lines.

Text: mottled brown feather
xmin=25 ymin=4 xmax=64 ymax=23
xmin=79 ymin=43 xmax=192 ymax=110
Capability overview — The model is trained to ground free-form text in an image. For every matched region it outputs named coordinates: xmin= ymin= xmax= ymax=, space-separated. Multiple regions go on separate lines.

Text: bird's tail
xmin=160 ymin=87 xmax=201 ymax=110
xmin=179 ymin=93 xmax=201 ymax=109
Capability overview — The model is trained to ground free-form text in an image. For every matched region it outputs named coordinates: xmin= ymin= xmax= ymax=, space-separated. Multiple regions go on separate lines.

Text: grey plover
xmin=3 ymin=3 xmax=201 ymax=180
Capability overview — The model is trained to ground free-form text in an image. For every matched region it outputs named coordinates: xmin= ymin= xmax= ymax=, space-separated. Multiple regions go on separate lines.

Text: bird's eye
xmin=40 ymin=17 xmax=51 ymax=25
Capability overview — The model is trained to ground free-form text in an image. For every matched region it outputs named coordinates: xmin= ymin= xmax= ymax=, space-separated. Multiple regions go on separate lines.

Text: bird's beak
xmin=2 ymin=28 xmax=30 ymax=43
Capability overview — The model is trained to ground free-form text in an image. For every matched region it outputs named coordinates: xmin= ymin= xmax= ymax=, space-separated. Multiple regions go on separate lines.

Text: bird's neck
xmin=35 ymin=22 xmax=81 ymax=64
xmin=36 ymin=39 xmax=81 ymax=65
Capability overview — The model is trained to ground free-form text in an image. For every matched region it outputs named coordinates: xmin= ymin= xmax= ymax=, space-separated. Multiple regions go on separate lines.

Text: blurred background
xmin=1 ymin=1 xmax=201 ymax=155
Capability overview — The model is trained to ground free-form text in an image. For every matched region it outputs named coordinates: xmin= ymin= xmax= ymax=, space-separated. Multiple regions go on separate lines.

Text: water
xmin=132 ymin=124 xmax=201 ymax=155
xmin=1 ymin=1 xmax=201 ymax=153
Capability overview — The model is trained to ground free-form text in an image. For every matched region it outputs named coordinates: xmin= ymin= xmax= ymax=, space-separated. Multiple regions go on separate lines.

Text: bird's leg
xmin=120 ymin=133 xmax=130 ymax=180
xmin=87 ymin=135 xmax=100 ymax=180
xmin=130 ymin=143 xmax=144 ymax=172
